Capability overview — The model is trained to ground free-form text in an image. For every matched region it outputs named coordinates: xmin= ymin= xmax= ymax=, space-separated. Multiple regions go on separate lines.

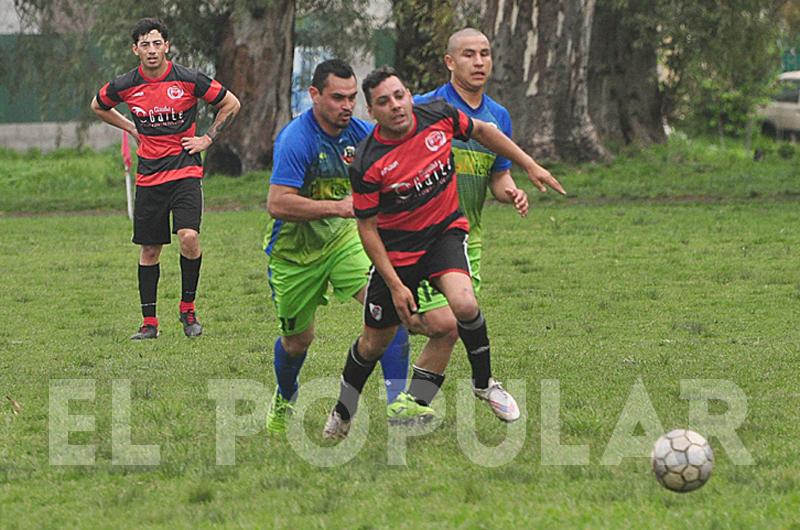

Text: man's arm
xmin=90 ymin=97 xmax=140 ymax=145
xmin=471 ymin=119 xmax=566 ymax=195
xmin=489 ymin=169 xmax=528 ymax=217
xmin=356 ymin=216 xmax=418 ymax=325
xmin=181 ymin=91 xmax=241 ymax=154
xmin=267 ymin=185 xmax=354 ymax=222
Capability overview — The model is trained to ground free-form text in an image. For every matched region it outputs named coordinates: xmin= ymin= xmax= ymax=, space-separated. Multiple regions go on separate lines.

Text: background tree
xmin=588 ymin=1 xmax=666 ymax=149
xmin=482 ymin=0 xmax=610 ymax=161
xmin=655 ymin=0 xmax=785 ymax=140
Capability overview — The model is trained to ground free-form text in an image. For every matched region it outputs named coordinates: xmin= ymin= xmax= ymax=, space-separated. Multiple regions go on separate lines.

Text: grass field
xmin=1 ymin=137 xmax=799 ymax=528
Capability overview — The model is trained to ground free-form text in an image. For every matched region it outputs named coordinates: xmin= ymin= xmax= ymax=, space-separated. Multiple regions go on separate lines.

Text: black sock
xmin=457 ymin=310 xmax=492 ymax=389
xmin=180 ymin=254 xmax=202 ymax=303
xmin=335 ymin=340 xmax=378 ymax=421
xmin=407 ymin=365 xmax=445 ymax=406
xmin=138 ymin=263 xmax=160 ymax=319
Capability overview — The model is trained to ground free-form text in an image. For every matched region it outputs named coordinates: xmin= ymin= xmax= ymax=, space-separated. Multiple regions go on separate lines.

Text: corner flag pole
xmin=122 ymin=132 xmax=133 ymax=220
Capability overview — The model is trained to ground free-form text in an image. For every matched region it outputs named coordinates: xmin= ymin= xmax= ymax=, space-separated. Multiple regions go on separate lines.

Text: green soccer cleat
xmin=386 ymin=392 xmax=436 ymax=426
xmin=266 ymin=388 xmax=294 ymax=434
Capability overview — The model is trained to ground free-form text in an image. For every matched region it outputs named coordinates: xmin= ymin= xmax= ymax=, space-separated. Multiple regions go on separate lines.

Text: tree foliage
xmin=653 ymin=0 xmax=785 ymax=137
xmin=391 ymin=0 xmax=479 ymax=94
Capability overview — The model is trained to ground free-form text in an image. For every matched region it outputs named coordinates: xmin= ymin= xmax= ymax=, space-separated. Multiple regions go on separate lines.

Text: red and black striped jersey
xmin=350 ymin=100 xmax=473 ymax=267
xmin=96 ymin=61 xmax=227 ymax=187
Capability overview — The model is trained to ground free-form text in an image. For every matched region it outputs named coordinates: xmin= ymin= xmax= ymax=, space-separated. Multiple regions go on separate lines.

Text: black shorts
xmin=364 ymin=229 xmax=470 ymax=328
xmin=133 ymin=177 xmax=203 ymax=245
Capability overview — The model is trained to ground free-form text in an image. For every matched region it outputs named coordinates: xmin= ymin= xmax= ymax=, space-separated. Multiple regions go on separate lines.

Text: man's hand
xmin=390 ymin=284 xmax=418 ymax=327
xmin=336 ymin=195 xmax=355 ymax=218
xmin=181 ymin=134 xmax=213 ymax=155
xmin=129 ymin=130 xmax=141 ymax=146
xmin=527 ymin=164 xmax=566 ymax=195
xmin=504 ymin=187 xmax=529 ymax=217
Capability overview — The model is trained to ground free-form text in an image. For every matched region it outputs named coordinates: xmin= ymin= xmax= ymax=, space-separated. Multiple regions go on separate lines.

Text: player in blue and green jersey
xmin=405 ymin=28 xmax=560 ymax=401
xmin=263 ymin=60 xmax=412 ymax=434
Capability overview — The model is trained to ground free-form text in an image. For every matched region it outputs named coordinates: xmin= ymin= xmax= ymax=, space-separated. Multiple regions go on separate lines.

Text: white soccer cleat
xmin=322 ymin=409 xmax=351 ymax=440
xmin=473 ymin=378 xmax=521 ymax=423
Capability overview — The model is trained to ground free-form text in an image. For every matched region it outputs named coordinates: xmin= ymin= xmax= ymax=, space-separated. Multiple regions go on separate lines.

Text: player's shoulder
xmin=274 ymin=111 xmax=318 ymax=155
xmin=347 ymin=117 xmax=374 ymax=140
xmin=483 ymin=93 xmax=511 ymax=122
xmin=414 ymin=98 xmax=457 ymax=121
xmin=413 ymin=84 xmax=448 ymax=105
xmin=350 ymin=132 xmax=382 ymax=176
xmin=169 ymin=62 xmax=203 ymax=82
xmin=109 ymin=66 xmax=143 ymax=92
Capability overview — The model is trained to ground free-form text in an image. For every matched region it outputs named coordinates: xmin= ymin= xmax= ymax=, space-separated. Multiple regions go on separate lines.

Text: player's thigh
xmin=424 ymin=229 xmax=478 ymax=319
xmin=329 ymin=240 xmax=370 ymax=302
xmin=133 ymin=183 xmax=172 ymax=245
xmin=171 ymin=178 xmax=203 ymax=233
xmin=267 ymin=258 xmax=328 ymax=336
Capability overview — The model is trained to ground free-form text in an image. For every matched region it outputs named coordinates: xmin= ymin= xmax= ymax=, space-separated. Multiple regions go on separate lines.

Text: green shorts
xmin=417 ymin=244 xmax=481 ymax=313
xmin=267 ymin=238 xmax=370 ymax=336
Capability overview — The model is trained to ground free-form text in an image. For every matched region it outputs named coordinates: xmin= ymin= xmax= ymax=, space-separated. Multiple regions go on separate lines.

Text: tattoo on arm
xmin=206 ymin=112 xmax=236 ymax=142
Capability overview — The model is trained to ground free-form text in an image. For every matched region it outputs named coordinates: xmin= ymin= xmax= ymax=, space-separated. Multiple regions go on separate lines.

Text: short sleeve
xmin=270 ymin=125 xmax=315 ymax=189
xmin=96 ymin=80 xmax=122 ymax=111
xmin=452 ymin=108 xmax=473 ymax=142
xmin=194 ymin=71 xmax=228 ymax=106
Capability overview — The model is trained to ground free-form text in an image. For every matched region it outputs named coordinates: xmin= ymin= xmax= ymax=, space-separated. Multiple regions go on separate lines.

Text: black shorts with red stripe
xmin=364 ymin=228 xmax=469 ymax=328
xmin=133 ymin=177 xmax=203 ymax=245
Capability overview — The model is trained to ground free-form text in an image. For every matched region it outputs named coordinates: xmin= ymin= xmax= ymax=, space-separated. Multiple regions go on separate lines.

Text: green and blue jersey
xmin=264 ymin=109 xmax=373 ymax=265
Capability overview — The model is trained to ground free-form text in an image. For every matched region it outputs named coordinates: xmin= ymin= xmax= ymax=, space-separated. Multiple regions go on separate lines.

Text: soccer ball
xmin=651 ymin=429 xmax=714 ymax=492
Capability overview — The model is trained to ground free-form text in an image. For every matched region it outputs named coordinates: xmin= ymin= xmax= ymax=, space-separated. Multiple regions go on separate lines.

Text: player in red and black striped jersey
xmin=324 ymin=67 xmax=565 ymax=439
xmin=91 ymin=18 xmax=240 ymax=340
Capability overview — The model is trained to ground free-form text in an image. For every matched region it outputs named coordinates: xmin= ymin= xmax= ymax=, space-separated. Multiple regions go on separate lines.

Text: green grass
xmin=1 ymin=134 xmax=797 ymax=214
xmin=1 ymin=137 xmax=799 ymax=527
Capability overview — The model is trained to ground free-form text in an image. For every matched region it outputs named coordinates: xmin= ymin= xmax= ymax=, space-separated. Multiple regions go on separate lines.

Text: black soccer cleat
xmin=130 ymin=324 xmax=159 ymax=340
xmin=179 ymin=311 xmax=203 ymax=337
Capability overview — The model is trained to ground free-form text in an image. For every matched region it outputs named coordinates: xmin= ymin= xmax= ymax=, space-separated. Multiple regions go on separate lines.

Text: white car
xmin=758 ymin=70 xmax=800 ymax=139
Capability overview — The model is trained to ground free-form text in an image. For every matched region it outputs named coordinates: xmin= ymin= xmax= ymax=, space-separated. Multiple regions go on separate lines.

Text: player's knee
xmin=358 ymin=332 xmax=392 ymax=361
xmin=178 ymin=230 xmax=200 ymax=253
xmin=139 ymin=245 xmax=161 ymax=264
xmin=282 ymin=332 xmax=313 ymax=355
xmin=425 ymin=311 xmax=458 ymax=343
xmin=449 ymin=297 xmax=480 ymax=323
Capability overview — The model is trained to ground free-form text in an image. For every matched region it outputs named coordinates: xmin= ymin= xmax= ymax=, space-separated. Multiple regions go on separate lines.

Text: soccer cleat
xmin=322 ymin=409 xmax=351 ymax=440
xmin=130 ymin=324 xmax=158 ymax=340
xmin=266 ymin=388 xmax=294 ymax=435
xmin=179 ymin=310 xmax=203 ymax=337
xmin=386 ymin=392 xmax=436 ymax=426
xmin=473 ymin=378 xmax=521 ymax=423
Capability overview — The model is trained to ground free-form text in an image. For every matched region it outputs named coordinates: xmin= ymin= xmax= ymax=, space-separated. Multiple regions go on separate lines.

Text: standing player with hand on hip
xmin=91 ymin=18 xmax=240 ymax=340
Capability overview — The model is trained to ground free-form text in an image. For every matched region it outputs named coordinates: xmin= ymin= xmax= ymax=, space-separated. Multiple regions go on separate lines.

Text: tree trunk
xmin=206 ymin=1 xmax=295 ymax=175
xmin=587 ymin=2 xmax=666 ymax=148
xmin=482 ymin=0 xmax=610 ymax=162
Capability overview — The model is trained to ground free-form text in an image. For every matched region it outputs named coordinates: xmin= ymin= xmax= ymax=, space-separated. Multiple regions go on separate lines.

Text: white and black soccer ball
xmin=651 ymin=429 xmax=714 ymax=492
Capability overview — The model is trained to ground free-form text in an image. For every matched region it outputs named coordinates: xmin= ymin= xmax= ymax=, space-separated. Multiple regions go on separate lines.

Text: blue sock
xmin=380 ymin=326 xmax=410 ymax=403
xmin=274 ymin=338 xmax=307 ymax=401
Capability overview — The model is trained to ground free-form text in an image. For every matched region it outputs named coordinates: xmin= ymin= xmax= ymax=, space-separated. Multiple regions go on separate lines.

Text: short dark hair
xmin=311 ymin=59 xmax=355 ymax=93
xmin=362 ymin=65 xmax=402 ymax=106
xmin=131 ymin=18 xmax=169 ymax=44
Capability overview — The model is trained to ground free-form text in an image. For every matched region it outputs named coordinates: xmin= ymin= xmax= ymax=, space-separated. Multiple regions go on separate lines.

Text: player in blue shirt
xmin=397 ymin=28 xmax=558 ymax=412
